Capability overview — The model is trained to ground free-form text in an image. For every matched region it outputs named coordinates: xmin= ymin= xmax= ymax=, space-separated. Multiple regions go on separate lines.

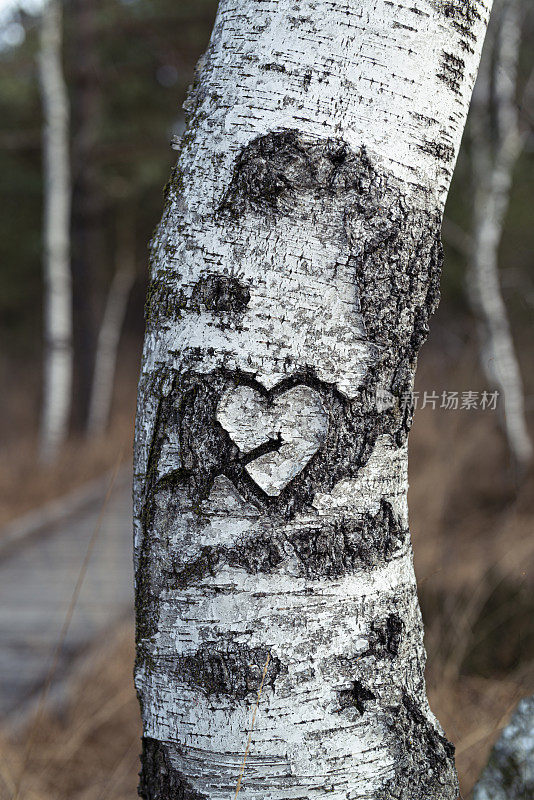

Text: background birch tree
xmin=87 ymin=204 xmax=136 ymax=437
xmin=467 ymin=0 xmax=533 ymax=470
xmin=133 ymin=1 xmax=493 ymax=797
xmin=38 ymin=0 xmax=73 ymax=462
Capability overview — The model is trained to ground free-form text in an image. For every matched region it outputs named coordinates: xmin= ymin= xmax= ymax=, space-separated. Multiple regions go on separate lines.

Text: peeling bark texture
xmin=467 ymin=0 xmax=532 ymax=469
xmin=134 ymin=1 xmax=492 ymax=798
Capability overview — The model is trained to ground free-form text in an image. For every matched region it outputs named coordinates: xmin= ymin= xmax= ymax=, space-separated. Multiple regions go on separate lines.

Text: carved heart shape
xmin=217 ymin=385 xmax=328 ymax=496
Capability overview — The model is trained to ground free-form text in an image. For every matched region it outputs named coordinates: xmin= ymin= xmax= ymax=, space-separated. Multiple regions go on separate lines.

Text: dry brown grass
xmin=410 ymin=340 xmax=534 ymax=796
xmin=0 ymin=338 xmax=533 ymax=799
xmin=0 ymin=347 xmax=139 ymax=528
xmin=0 ymin=628 xmax=140 ymax=800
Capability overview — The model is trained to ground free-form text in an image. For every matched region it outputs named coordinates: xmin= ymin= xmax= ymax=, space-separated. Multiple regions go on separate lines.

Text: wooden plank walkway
xmin=0 ymin=469 xmax=134 ymax=726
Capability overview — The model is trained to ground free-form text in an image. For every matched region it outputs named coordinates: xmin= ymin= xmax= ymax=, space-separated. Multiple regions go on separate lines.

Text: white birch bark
xmin=467 ymin=0 xmax=532 ymax=469
xmin=87 ymin=210 xmax=135 ymax=437
xmin=38 ymin=0 xmax=73 ymax=463
xmin=134 ymin=2 xmax=492 ymax=798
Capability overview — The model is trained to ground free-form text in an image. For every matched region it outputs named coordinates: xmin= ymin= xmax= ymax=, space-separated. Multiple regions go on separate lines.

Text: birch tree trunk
xmin=468 ymin=0 xmax=532 ymax=470
xmin=87 ymin=209 xmax=136 ymax=437
xmin=39 ymin=0 xmax=73 ymax=463
xmin=134 ymin=2 xmax=492 ymax=798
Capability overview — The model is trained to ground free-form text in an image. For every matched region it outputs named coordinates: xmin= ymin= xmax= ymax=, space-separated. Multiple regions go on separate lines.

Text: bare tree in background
xmin=70 ymin=0 xmax=102 ymax=430
xmin=467 ymin=0 xmax=532 ymax=469
xmin=38 ymin=0 xmax=73 ymax=462
xmin=134 ymin=1 xmax=492 ymax=797
xmin=87 ymin=206 xmax=136 ymax=437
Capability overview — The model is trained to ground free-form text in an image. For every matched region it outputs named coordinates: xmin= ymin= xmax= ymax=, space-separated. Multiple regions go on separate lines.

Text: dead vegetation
xmin=0 ymin=346 xmax=138 ymax=529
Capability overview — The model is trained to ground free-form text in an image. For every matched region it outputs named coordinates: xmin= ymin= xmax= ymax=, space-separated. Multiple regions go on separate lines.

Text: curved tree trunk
xmin=468 ymin=0 xmax=532 ymax=470
xmin=39 ymin=0 xmax=73 ymax=463
xmin=134 ymin=2 xmax=492 ymax=798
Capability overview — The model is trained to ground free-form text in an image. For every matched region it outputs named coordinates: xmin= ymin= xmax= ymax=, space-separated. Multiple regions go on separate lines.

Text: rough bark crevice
xmin=139 ymin=738 xmax=208 ymax=800
xmin=366 ymin=614 xmax=405 ymax=659
xmin=161 ymin=644 xmax=284 ymax=700
xmin=158 ymin=499 xmax=407 ymax=588
xmin=337 ymin=680 xmax=377 ymax=715
xmin=219 ymin=131 xmax=443 ymax=378
xmin=379 ymin=692 xmax=457 ymax=799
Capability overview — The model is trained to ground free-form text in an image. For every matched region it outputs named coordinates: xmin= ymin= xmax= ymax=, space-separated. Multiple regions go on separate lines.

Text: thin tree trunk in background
xmin=468 ymin=0 xmax=532 ymax=469
xmin=134 ymin=1 xmax=492 ymax=798
xmin=38 ymin=0 xmax=73 ymax=463
xmin=70 ymin=0 xmax=102 ymax=431
xmin=87 ymin=209 xmax=136 ymax=437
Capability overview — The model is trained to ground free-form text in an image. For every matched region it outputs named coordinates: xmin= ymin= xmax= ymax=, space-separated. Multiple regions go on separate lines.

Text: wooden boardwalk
xmin=0 ymin=469 xmax=134 ymax=726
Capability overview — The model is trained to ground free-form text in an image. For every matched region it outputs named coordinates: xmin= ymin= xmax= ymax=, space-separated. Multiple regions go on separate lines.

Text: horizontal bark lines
xmin=134 ymin=0 xmax=492 ymax=797
xmin=134 ymin=139 xmax=456 ymax=796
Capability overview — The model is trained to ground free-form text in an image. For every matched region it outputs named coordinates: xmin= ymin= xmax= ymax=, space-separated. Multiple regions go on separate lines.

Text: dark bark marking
xmin=284 ymin=500 xmax=406 ymax=576
xmin=139 ymin=738 xmax=207 ymax=800
xmin=435 ymin=0 xmax=482 ymax=37
xmin=260 ymin=62 xmax=286 ymax=73
xmin=145 ymin=274 xmax=187 ymax=326
xmin=162 ymin=500 xmax=406 ymax=589
xmin=418 ymin=138 xmax=455 ymax=164
xmin=225 ymin=529 xmax=287 ymax=574
xmin=146 ymin=273 xmax=250 ymax=326
xmin=437 ymin=51 xmax=466 ymax=94
xmin=393 ymin=21 xmax=417 ymax=32
xmin=432 ymin=0 xmax=483 ymax=53
xmin=379 ymin=692 xmax=458 ymax=799
xmin=190 ymin=273 xmax=251 ymax=314
xmin=166 ymin=545 xmax=222 ymax=589
xmin=219 ymin=130 xmax=442 ymax=395
xmin=366 ymin=613 xmax=405 ymax=658
xmin=337 ymin=680 xmax=376 ymax=714
xmin=350 ymin=197 xmax=442 ymax=386
xmin=166 ymin=643 xmax=284 ymax=699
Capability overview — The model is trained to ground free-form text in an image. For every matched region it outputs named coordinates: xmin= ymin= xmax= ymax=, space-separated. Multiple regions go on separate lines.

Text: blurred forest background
xmin=0 ymin=0 xmax=533 ymax=798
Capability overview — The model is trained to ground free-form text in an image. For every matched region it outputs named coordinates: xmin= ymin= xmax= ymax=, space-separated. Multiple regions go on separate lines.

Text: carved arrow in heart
xmin=216 ymin=384 xmax=328 ymax=496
